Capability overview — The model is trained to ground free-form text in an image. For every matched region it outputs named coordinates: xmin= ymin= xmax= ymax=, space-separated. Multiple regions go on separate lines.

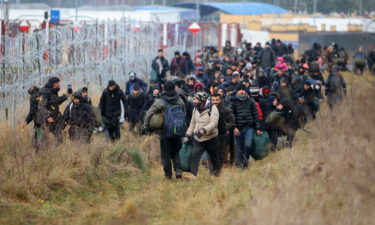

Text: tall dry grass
xmin=234 ymin=75 xmax=375 ymax=225
xmin=0 ymin=128 xmax=160 ymax=202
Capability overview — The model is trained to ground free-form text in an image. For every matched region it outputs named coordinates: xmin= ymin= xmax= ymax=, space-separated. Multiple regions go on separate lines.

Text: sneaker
xmin=184 ymin=173 xmax=197 ymax=179
xmin=165 ymin=175 xmax=172 ymax=179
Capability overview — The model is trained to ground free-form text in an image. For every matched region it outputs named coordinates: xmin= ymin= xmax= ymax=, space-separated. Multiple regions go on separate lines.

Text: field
xmin=0 ymin=72 xmax=374 ymax=225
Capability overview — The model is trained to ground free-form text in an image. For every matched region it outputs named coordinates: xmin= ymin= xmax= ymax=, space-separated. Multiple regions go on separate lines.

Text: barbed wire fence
xmin=0 ymin=20 xmax=220 ymax=128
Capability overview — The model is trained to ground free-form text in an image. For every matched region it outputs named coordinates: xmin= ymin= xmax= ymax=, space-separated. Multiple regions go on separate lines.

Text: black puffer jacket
xmin=63 ymin=102 xmax=97 ymax=130
xmin=229 ymin=95 xmax=260 ymax=130
xmin=99 ymin=85 xmax=126 ymax=119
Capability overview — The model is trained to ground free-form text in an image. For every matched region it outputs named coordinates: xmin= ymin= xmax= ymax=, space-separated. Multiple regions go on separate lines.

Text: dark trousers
xmin=218 ymin=134 xmax=228 ymax=164
xmin=104 ymin=118 xmax=121 ymax=141
xmin=224 ymin=130 xmax=235 ymax=164
xmin=191 ymin=137 xmax=221 ymax=176
xmin=160 ymin=135 xmax=182 ymax=177
xmin=46 ymin=116 xmax=64 ymax=143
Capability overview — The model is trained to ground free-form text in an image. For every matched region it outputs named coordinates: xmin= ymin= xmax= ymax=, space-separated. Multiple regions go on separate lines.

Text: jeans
xmin=160 ymin=135 xmax=182 ymax=177
xmin=234 ymin=128 xmax=254 ymax=166
xmin=191 ymin=137 xmax=221 ymax=176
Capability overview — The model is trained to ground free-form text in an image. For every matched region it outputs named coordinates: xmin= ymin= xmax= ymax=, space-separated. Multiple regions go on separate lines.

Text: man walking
xmin=229 ymin=84 xmax=262 ymax=168
xmin=143 ymin=81 xmax=186 ymax=179
xmin=99 ymin=80 xmax=126 ymax=141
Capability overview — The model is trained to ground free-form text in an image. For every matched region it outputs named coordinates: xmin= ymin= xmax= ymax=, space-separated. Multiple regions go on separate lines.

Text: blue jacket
xmin=125 ymin=78 xmax=148 ymax=96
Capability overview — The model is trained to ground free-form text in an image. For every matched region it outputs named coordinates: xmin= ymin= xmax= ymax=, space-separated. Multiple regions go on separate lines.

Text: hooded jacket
xmin=99 ymin=84 xmax=126 ymax=119
xmin=63 ymin=95 xmax=97 ymax=130
xmin=125 ymin=77 xmax=148 ymax=96
xmin=77 ymin=88 xmax=92 ymax=105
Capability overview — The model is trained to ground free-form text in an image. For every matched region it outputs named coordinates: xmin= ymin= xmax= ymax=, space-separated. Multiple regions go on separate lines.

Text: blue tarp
xmin=173 ymin=2 xmax=287 ymax=16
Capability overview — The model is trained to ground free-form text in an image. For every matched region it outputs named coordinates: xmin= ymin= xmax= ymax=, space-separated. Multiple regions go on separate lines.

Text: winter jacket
xmin=325 ymin=73 xmax=346 ymax=105
xmin=184 ymin=57 xmax=195 ymax=75
xmin=195 ymin=74 xmax=210 ymax=88
xmin=63 ymin=102 xmax=97 ymax=130
xmin=38 ymin=81 xmax=68 ymax=123
xmin=186 ymin=104 xmax=219 ymax=142
xmin=278 ymin=86 xmax=298 ymax=104
xmin=99 ymin=85 xmax=126 ymax=120
xmin=125 ymin=78 xmax=148 ymax=96
xmin=276 ymin=100 xmax=300 ymax=130
xmin=310 ymin=73 xmax=324 ymax=84
xmin=229 ymin=95 xmax=261 ymax=131
xmin=217 ymin=103 xmax=235 ymax=131
xmin=275 ymin=43 xmax=288 ymax=57
xmin=170 ymin=57 xmax=186 ymax=76
xmin=152 ymin=56 xmax=169 ymax=79
xmin=257 ymin=75 xmax=270 ymax=88
xmin=259 ymin=47 xmax=276 ymax=68
xmin=143 ymin=91 xmax=185 ymax=130
xmin=126 ymin=92 xmax=146 ymax=123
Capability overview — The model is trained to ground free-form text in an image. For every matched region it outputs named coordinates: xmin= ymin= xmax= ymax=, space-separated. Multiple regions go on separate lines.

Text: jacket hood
xmin=161 ymin=91 xmax=180 ymax=104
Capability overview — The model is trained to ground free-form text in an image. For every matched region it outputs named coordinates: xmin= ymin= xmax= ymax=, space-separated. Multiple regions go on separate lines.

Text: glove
xmin=183 ymin=136 xmax=192 ymax=144
xmin=194 ymin=128 xmax=207 ymax=138
xmin=119 ymin=117 xmax=125 ymax=123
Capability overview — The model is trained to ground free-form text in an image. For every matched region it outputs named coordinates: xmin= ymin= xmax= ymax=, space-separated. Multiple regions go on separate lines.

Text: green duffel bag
xmin=251 ymin=132 xmax=270 ymax=160
xmin=179 ymin=144 xmax=193 ymax=172
xmin=149 ymin=113 xmax=164 ymax=130
xmin=150 ymin=70 xmax=158 ymax=83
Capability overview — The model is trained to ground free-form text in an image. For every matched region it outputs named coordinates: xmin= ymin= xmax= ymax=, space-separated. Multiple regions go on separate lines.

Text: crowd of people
xmin=25 ymin=38 xmax=371 ymax=179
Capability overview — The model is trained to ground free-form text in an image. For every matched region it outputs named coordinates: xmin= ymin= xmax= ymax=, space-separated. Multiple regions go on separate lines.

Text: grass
xmin=0 ymin=72 xmax=374 ymax=225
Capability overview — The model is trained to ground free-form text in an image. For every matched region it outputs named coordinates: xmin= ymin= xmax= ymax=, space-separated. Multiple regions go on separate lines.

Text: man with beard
xmin=211 ymin=93 xmax=235 ymax=165
xmin=37 ymin=77 xmax=68 ymax=144
xmin=63 ymin=92 xmax=97 ymax=143
xmin=185 ymin=92 xmax=221 ymax=178
xmin=99 ymin=80 xmax=126 ymax=141
xmin=152 ymin=49 xmax=169 ymax=83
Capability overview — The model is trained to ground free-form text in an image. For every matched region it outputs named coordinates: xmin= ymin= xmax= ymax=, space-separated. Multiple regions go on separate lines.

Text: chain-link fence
xmin=0 ymin=20 xmax=222 ymax=126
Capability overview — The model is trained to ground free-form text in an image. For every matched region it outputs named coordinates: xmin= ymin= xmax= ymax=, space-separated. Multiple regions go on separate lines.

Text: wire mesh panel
xmin=0 ymin=20 xmax=196 ymax=125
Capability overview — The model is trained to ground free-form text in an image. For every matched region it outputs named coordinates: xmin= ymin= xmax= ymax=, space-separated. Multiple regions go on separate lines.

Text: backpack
xmin=161 ymin=99 xmax=186 ymax=138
